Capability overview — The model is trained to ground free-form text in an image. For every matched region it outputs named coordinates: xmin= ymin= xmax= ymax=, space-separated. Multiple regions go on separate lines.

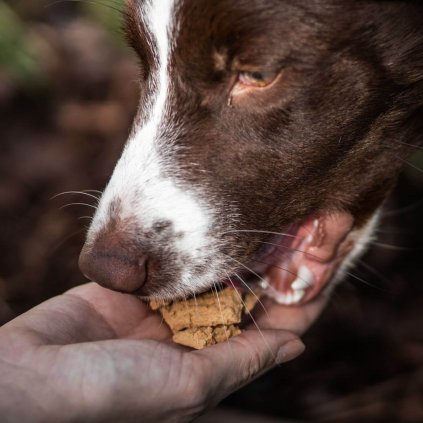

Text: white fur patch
xmin=87 ymin=0 xmax=217 ymax=293
xmin=332 ymin=209 xmax=381 ymax=286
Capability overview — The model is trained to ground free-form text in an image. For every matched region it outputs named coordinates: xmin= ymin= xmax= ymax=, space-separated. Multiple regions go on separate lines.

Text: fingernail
xmin=276 ymin=339 xmax=305 ymax=364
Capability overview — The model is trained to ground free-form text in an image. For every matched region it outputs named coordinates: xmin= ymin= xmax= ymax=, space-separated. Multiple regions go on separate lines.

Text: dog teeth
xmin=268 ymin=288 xmax=305 ymax=305
xmin=260 ymin=269 xmax=309 ymax=305
xmin=284 ymin=290 xmax=306 ymax=304
xmin=303 ymin=219 xmax=320 ymax=245
xmin=284 ymin=292 xmax=293 ymax=304
xmin=291 ymin=289 xmax=305 ymax=303
xmin=277 ymin=293 xmax=290 ymax=304
xmin=258 ymin=278 xmax=269 ymax=289
xmin=291 ymin=265 xmax=313 ymax=290
xmin=304 ymin=234 xmax=314 ymax=245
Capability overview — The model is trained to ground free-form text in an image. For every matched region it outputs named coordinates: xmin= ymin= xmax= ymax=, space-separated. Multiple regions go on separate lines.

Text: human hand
xmin=0 ymin=283 xmax=306 ymax=422
xmin=249 ymin=287 xmax=330 ymax=335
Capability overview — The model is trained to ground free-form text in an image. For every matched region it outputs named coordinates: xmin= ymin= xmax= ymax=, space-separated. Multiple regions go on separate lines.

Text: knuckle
xmin=178 ymin=355 xmax=210 ymax=411
xmin=243 ymin=351 xmax=263 ymax=380
xmin=241 ymin=344 xmax=273 ymax=383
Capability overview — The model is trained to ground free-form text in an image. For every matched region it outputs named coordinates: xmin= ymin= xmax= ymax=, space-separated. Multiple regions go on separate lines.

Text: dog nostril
xmin=79 ymin=244 xmax=149 ymax=294
xmin=137 ymin=255 xmax=149 ymax=287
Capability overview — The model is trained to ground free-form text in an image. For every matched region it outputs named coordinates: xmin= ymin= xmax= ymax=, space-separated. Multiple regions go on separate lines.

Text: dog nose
xmin=79 ymin=236 xmax=148 ymax=294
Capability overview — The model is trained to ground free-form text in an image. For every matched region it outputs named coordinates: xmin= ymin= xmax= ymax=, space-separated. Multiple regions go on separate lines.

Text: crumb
xmin=149 ymin=299 xmax=170 ymax=311
xmin=243 ymin=290 xmax=260 ymax=314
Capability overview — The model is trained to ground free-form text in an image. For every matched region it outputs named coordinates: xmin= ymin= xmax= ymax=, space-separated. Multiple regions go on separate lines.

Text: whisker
xmin=221 ymin=229 xmax=298 ymax=239
xmin=248 ymin=239 xmax=323 ymax=261
xmin=222 ymin=224 xmax=319 ymax=245
xmin=83 ymin=189 xmax=103 ymax=194
xmin=158 ymin=315 xmax=166 ymax=332
xmin=48 ymin=228 xmax=85 ymax=255
xmin=357 ymin=240 xmax=411 ymax=251
xmin=395 ymin=140 xmax=423 ymax=150
xmin=78 ymin=216 xmax=93 ymax=221
xmin=211 ymin=283 xmax=232 ymax=351
xmin=224 ymin=271 xmax=276 ymax=361
xmin=192 ymin=291 xmax=199 ymax=318
xmin=248 ymin=258 xmax=317 ymax=306
xmin=344 ymin=270 xmax=386 ymax=292
xmin=380 ymin=199 xmax=423 ymax=217
xmin=395 ymin=155 xmax=423 ymax=173
xmin=156 ymin=305 xmax=166 ymax=332
xmin=248 ymin=257 xmax=313 ymax=289
xmin=371 ymin=241 xmax=411 ymax=251
xmin=374 ymin=227 xmax=406 ymax=234
xmin=224 ymin=254 xmax=269 ymax=285
xmin=60 ymin=202 xmax=98 ymax=210
xmin=51 ymin=191 xmax=100 ymax=201
xmin=233 ymin=272 xmax=270 ymax=320
xmin=223 ymin=255 xmax=272 ymax=318
xmin=356 ymin=259 xmax=391 ymax=287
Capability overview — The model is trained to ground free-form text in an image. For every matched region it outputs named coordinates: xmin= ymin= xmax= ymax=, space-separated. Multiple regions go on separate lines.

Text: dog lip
xmin=221 ymin=268 xmax=265 ymax=289
xmin=263 ymin=212 xmax=355 ymax=305
xmin=221 ymin=212 xmax=356 ymax=306
xmin=220 ymin=232 xmax=293 ymax=291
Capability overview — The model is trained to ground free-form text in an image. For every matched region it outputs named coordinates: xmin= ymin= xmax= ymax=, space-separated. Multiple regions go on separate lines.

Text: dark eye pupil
xmin=251 ymin=72 xmax=264 ymax=81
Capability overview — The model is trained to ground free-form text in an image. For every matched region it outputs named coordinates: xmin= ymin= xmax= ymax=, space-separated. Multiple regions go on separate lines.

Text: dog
xmin=79 ymin=0 xmax=423 ymax=306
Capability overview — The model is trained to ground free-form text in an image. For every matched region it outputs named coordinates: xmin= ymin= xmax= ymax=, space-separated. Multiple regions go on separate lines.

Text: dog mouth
xmin=222 ymin=211 xmax=356 ymax=306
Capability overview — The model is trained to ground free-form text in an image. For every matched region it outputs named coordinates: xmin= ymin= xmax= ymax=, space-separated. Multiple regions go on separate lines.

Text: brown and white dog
xmin=79 ymin=0 xmax=423 ymax=306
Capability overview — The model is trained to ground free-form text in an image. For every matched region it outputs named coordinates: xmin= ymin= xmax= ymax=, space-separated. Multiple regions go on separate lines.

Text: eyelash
xmin=237 ymin=70 xmax=278 ymax=88
xmin=226 ymin=69 xmax=280 ymax=106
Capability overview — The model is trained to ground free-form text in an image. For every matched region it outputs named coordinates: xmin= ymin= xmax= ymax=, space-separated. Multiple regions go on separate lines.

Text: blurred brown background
xmin=0 ymin=1 xmax=422 ymax=421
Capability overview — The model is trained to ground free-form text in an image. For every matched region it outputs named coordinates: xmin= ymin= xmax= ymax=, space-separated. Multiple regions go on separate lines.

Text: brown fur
xmin=81 ymin=0 xmax=423 ymax=297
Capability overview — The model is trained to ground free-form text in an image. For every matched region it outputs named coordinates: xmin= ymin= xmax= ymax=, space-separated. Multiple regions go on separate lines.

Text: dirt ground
xmin=1 ymin=2 xmax=422 ymax=421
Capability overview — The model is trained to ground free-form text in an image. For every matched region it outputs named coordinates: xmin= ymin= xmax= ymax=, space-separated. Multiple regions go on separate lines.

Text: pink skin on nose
xmin=261 ymin=212 xmax=354 ymax=305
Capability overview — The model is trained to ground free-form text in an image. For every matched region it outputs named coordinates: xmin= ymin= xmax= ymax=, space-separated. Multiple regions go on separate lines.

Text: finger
xmin=193 ymin=329 xmax=305 ymax=405
xmin=66 ymin=283 xmax=171 ymax=340
xmin=1 ymin=289 xmax=117 ymax=345
xmin=2 ymin=283 xmax=169 ymax=345
xmin=251 ymin=291 xmax=329 ymax=335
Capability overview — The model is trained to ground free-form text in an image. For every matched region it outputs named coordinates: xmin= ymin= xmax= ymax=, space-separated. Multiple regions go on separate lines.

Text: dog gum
xmin=150 ymin=287 xmax=261 ymax=349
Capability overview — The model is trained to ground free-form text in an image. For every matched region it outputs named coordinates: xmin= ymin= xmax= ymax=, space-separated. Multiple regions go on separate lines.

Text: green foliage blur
xmin=0 ymin=2 xmax=43 ymax=84
xmin=0 ymin=0 xmax=124 ymax=86
xmin=81 ymin=0 xmax=124 ymax=41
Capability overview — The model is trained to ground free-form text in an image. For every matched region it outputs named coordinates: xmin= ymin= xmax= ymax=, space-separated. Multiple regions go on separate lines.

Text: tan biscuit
xmin=158 ymin=288 xmax=243 ymax=332
xmin=172 ymin=325 xmax=242 ymax=350
xmin=150 ymin=287 xmax=261 ymax=349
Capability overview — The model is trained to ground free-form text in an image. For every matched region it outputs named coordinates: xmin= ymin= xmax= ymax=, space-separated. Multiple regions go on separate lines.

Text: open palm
xmin=0 ymin=283 xmax=308 ymax=422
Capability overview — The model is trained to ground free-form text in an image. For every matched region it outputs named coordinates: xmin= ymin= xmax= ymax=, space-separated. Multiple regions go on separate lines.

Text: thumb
xmin=194 ymin=329 xmax=304 ymax=402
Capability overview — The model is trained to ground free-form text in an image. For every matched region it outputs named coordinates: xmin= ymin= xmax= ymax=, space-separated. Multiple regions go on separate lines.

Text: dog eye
xmin=238 ymin=70 xmax=277 ymax=88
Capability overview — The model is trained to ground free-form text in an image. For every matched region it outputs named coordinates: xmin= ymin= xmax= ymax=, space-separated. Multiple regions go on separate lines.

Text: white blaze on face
xmin=87 ymin=0 xmax=215 ymax=286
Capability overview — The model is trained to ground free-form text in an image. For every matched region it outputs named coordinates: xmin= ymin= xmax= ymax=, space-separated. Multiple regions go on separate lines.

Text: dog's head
xmin=79 ymin=0 xmax=423 ymax=304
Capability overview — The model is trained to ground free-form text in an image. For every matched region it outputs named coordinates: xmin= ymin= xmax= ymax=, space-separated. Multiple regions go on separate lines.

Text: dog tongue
xmin=261 ymin=212 xmax=354 ymax=305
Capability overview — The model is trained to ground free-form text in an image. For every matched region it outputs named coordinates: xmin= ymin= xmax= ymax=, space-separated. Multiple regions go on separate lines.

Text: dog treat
xmin=243 ymin=290 xmax=261 ymax=314
xmin=173 ymin=325 xmax=242 ymax=350
xmin=150 ymin=287 xmax=261 ymax=349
